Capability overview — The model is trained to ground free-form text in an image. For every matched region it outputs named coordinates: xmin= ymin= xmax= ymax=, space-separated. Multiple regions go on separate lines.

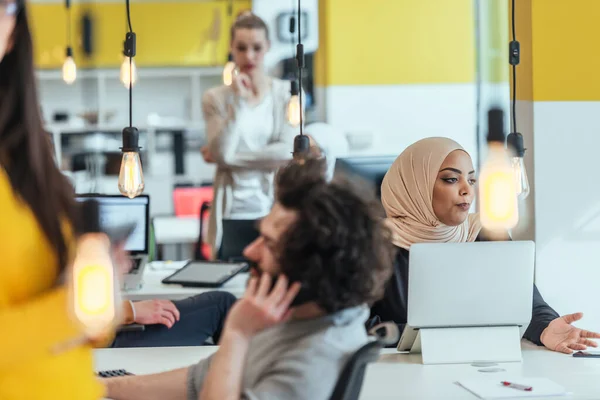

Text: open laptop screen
xmin=75 ymin=195 xmax=150 ymax=255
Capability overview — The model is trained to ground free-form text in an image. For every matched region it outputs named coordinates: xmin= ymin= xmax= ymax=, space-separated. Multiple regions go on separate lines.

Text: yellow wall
xmin=510 ymin=0 xmax=533 ymax=101
xmin=530 ymin=0 xmax=600 ymax=101
xmin=28 ymin=0 xmax=251 ymax=69
xmin=512 ymin=0 xmax=600 ymax=101
xmin=314 ymin=0 xmax=328 ymax=86
xmin=315 ymin=0 xmax=476 ymax=86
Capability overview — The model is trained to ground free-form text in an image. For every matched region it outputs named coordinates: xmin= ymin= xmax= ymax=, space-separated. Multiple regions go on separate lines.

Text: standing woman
xmin=0 ymin=1 xmax=111 ymax=398
xmin=201 ymin=12 xmax=300 ymax=258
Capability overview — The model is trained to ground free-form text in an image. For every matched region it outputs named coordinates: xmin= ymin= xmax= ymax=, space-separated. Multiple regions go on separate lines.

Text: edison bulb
xmin=223 ymin=61 xmax=236 ymax=86
xmin=120 ymin=57 xmax=138 ymax=88
xmin=118 ymin=152 xmax=144 ymax=198
xmin=479 ymin=142 xmax=519 ymax=233
xmin=62 ymin=56 xmax=77 ymax=84
xmin=287 ymin=95 xmax=301 ymax=127
xmin=69 ymin=233 xmax=121 ymax=338
xmin=511 ymin=156 xmax=530 ymax=199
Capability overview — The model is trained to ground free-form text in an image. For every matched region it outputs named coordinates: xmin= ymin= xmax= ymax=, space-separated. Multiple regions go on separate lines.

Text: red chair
xmin=173 ymin=185 xmax=213 ymax=260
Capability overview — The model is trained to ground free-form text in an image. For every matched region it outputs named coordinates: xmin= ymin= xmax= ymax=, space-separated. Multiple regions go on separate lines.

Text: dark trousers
xmin=111 ymin=291 xmax=237 ymax=348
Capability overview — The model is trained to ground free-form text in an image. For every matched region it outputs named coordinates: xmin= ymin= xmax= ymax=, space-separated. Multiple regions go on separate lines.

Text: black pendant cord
xmin=507 ymin=0 xmax=525 ymax=157
xmin=297 ymin=0 xmax=304 ymax=136
xmin=289 ymin=0 xmax=296 ymax=62
xmin=129 ymin=56 xmax=133 ymax=128
xmin=227 ymin=0 xmax=233 ymax=47
xmin=126 ymin=0 xmax=133 ymax=128
xmin=126 ymin=0 xmax=133 ymax=32
xmin=291 ymin=0 xmax=308 ymax=158
xmin=511 ymin=0 xmax=517 ymax=135
xmin=474 ymin=0 xmax=482 ymax=169
xmin=65 ymin=0 xmax=71 ymax=50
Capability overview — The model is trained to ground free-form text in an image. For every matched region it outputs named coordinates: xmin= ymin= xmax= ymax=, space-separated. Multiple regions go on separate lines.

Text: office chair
xmin=328 ymin=322 xmax=399 ymax=400
xmin=194 ymin=201 xmax=212 ymax=260
xmin=328 ymin=340 xmax=383 ymax=400
xmin=217 ymin=219 xmax=259 ymax=262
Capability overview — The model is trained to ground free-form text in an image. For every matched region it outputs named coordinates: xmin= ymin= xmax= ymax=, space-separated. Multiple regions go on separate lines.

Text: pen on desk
xmin=501 ymin=381 xmax=533 ymax=391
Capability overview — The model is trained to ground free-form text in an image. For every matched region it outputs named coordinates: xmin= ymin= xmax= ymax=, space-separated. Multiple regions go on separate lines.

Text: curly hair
xmin=274 ymin=158 xmax=396 ymax=313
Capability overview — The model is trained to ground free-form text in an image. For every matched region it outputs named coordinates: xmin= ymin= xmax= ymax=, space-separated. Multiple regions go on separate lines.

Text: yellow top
xmin=0 ymin=168 xmax=105 ymax=400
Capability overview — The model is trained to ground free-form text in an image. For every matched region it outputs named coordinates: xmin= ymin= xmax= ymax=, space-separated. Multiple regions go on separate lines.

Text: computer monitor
xmin=398 ymin=241 xmax=535 ymax=351
xmin=333 ymin=156 xmax=396 ymax=199
xmin=75 ymin=194 xmax=150 ymax=256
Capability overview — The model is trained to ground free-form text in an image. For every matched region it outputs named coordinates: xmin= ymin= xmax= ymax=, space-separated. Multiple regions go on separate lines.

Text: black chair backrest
xmin=217 ymin=219 xmax=260 ymax=261
xmin=328 ymin=340 xmax=383 ymax=400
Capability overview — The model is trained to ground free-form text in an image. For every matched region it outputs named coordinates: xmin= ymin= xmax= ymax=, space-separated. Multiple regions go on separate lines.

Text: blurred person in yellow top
xmin=0 ymin=1 xmax=120 ymax=398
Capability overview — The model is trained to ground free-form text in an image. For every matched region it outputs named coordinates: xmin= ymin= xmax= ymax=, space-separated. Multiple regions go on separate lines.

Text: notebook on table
xmin=457 ymin=377 xmax=568 ymax=399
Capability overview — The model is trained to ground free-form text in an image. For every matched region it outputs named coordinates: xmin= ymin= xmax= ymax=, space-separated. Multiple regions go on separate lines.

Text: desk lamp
xmin=62 ymin=0 xmax=76 ymax=84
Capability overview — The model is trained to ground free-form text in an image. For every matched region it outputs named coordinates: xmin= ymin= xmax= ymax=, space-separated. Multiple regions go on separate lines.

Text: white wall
xmin=532 ymin=101 xmax=600 ymax=332
xmin=322 ymin=83 xmax=480 ymax=158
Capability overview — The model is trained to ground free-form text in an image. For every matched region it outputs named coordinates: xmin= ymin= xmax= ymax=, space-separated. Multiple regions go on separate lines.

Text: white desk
xmin=123 ymin=269 xmax=248 ymax=301
xmin=95 ymin=341 xmax=600 ymax=399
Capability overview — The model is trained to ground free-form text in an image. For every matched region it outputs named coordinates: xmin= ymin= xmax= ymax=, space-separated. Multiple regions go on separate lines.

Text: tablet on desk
xmin=161 ymin=261 xmax=248 ymax=288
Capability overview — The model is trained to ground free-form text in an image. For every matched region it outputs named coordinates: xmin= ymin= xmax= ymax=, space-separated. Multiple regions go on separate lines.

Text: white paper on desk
xmin=148 ymin=260 xmax=190 ymax=271
xmin=457 ymin=377 xmax=567 ymax=399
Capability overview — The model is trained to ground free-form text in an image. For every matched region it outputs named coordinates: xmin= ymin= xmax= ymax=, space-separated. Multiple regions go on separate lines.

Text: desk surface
xmin=95 ymin=342 xmax=600 ymax=399
xmin=123 ymin=269 xmax=248 ymax=301
xmin=153 ymin=216 xmax=200 ymax=245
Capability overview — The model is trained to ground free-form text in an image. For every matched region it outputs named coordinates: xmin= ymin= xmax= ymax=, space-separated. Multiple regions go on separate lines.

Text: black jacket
xmin=370 ymin=236 xmax=559 ymax=345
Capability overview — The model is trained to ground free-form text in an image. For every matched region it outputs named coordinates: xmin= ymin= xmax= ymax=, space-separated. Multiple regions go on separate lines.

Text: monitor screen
xmin=75 ymin=195 xmax=149 ymax=253
xmin=333 ymin=156 xmax=396 ymax=199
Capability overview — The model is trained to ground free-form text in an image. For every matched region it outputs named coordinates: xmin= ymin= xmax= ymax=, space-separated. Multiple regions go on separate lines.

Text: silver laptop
xmin=397 ymin=241 xmax=535 ymax=352
xmin=76 ymin=194 xmax=150 ymax=290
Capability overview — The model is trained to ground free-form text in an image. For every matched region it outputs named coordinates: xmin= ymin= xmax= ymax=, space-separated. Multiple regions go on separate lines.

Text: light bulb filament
xmin=287 ymin=95 xmax=301 ymax=127
xmin=118 ymin=151 xmax=144 ymax=198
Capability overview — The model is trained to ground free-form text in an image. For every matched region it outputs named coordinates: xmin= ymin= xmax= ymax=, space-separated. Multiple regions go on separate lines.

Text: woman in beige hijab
xmin=370 ymin=137 xmax=600 ymax=354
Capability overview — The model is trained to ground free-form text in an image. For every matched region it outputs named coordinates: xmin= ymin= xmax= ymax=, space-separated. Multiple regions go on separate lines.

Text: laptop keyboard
xmin=96 ymin=369 xmax=135 ymax=377
xmin=129 ymin=258 xmax=142 ymax=274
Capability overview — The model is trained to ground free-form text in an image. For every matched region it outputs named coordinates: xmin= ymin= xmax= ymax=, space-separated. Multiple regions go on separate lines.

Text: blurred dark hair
xmin=275 ymin=158 xmax=396 ymax=313
xmin=230 ymin=12 xmax=270 ymax=42
xmin=0 ymin=1 xmax=79 ymax=274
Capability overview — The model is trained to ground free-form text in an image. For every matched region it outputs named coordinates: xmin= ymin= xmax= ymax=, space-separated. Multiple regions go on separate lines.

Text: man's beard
xmin=246 ymin=262 xmax=315 ymax=307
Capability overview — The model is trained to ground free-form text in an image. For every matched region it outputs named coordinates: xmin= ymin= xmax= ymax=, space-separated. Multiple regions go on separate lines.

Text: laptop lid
xmin=76 ymin=194 xmax=150 ymax=256
xmin=407 ymin=241 xmax=535 ymax=330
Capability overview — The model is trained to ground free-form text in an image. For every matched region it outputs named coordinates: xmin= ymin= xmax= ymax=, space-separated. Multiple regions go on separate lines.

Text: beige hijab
xmin=381 ymin=137 xmax=482 ymax=250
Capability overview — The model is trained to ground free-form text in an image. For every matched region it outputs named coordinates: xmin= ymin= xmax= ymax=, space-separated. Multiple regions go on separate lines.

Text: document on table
xmin=148 ymin=260 xmax=190 ymax=271
xmin=456 ymin=377 xmax=568 ymax=399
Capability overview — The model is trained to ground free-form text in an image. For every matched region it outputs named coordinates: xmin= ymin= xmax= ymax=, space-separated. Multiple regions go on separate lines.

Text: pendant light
xmin=506 ymin=0 xmax=530 ymax=199
xmin=291 ymin=0 xmax=309 ymax=161
xmin=223 ymin=54 xmax=236 ymax=86
xmin=62 ymin=0 xmax=76 ymax=84
xmin=118 ymin=0 xmax=144 ymax=198
xmin=479 ymin=107 xmax=519 ymax=233
xmin=222 ymin=0 xmax=236 ymax=86
xmin=69 ymin=200 xmax=121 ymax=339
